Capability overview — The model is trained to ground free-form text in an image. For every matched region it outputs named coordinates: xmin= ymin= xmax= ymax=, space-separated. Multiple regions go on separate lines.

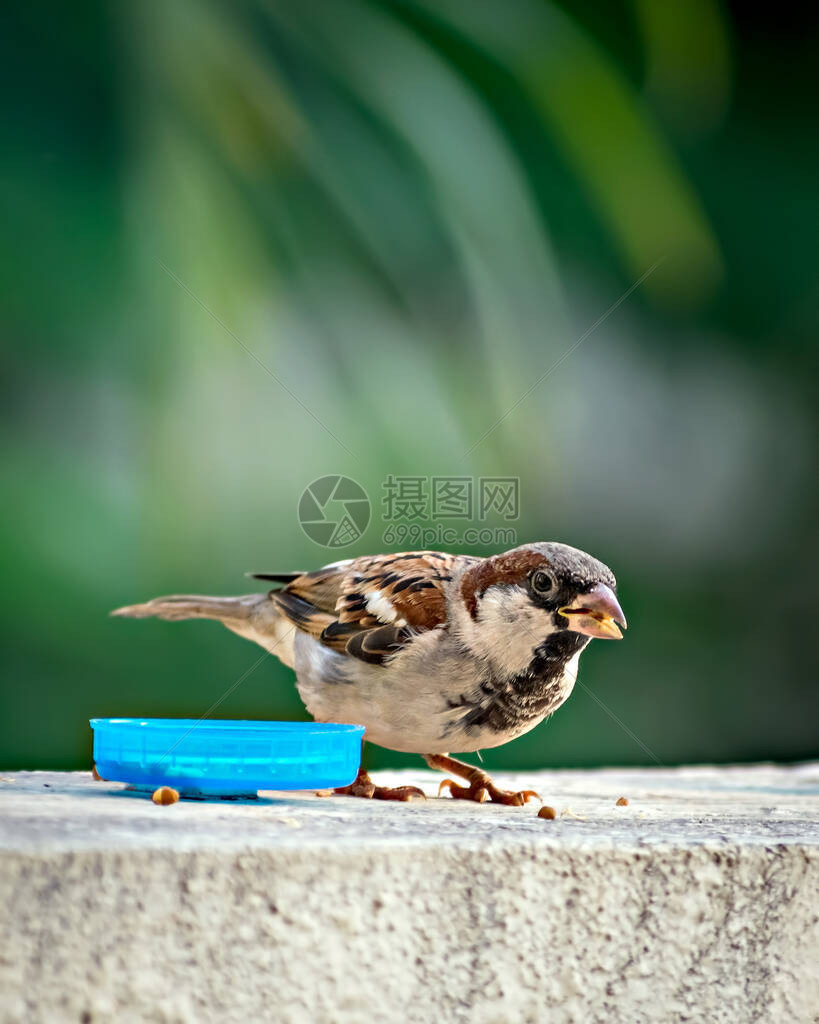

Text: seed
xmin=537 ymin=805 xmax=557 ymax=820
xmin=616 ymin=796 xmax=629 ymax=807
xmin=152 ymin=786 xmax=180 ymax=806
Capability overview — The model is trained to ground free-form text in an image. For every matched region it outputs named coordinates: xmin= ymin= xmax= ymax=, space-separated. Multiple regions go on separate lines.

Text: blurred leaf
xmin=421 ymin=0 xmax=724 ymax=307
xmin=634 ymin=0 xmax=732 ymax=140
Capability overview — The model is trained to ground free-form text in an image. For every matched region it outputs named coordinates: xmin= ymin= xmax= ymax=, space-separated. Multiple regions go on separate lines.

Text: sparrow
xmin=112 ymin=542 xmax=626 ymax=805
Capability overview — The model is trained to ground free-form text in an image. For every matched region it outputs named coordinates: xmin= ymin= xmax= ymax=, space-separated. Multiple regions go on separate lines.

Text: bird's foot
xmin=317 ymin=767 xmax=425 ymax=802
xmin=438 ymin=772 xmax=540 ymax=807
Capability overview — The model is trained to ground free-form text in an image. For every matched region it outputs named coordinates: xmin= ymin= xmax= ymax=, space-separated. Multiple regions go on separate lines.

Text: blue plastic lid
xmin=90 ymin=718 xmax=364 ymax=796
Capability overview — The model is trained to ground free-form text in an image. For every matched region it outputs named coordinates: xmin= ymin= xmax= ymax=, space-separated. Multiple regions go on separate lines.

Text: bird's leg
xmin=423 ymin=753 xmax=540 ymax=806
xmin=318 ymin=766 xmax=425 ymax=802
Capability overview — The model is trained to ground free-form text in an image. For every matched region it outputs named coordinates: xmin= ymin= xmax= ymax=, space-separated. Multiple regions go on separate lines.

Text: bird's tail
xmin=111 ymin=592 xmax=296 ymax=665
xmin=111 ymin=593 xmax=261 ymax=624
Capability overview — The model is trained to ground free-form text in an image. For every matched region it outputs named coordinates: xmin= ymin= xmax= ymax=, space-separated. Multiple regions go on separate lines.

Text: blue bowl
xmin=90 ymin=718 xmax=364 ymax=796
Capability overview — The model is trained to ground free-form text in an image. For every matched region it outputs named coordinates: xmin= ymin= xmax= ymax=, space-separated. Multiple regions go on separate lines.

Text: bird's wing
xmin=262 ymin=551 xmax=480 ymax=665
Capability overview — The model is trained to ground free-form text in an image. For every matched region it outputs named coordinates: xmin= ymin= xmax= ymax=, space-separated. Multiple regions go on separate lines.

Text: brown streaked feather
xmin=284 ymin=569 xmax=347 ymax=615
xmin=336 ymin=551 xmax=476 ymax=633
xmin=319 ymin=619 xmax=362 ymax=653
xmin=345 ymin=624 xmax=413 ymax=665
xmin=269 ymin=551 xmax=481 ymax=664
xmin=271 ymin=590 xmax=334 ymax=640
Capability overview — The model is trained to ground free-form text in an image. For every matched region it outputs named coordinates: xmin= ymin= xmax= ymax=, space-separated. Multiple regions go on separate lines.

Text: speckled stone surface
xmin=1 ymin=765 xmax=818 ymax=1023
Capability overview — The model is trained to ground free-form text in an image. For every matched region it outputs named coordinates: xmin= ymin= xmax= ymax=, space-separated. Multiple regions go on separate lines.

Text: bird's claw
xmin=438 ymin=776 xmax=540 ymax=806
xmin=372 ymin=784 xmax=426 ymax=802
xmin=318 ymin=769 xmax=425 ymax=801
xmin=513 ymin=789 xmax=541 ymax=806
xmin=438 ymin=778 xmax=487 ymax=802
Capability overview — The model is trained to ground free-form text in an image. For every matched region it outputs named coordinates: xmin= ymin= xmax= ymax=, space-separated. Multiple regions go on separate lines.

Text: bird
xmin=111 ymin=542 xmax=626 ymax=805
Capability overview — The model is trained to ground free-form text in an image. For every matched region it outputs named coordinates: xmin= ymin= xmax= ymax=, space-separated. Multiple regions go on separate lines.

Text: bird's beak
xmin=558 ymin=583 xmax=627 ymax=640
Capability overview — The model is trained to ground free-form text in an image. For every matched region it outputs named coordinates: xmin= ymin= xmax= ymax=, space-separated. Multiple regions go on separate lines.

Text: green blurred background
xmin=2 ymin=1 xmax=817 ymax=773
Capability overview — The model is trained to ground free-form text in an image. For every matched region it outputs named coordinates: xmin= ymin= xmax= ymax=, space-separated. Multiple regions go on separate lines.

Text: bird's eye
xmin=532 ymin=570 xmax=553 ymax=595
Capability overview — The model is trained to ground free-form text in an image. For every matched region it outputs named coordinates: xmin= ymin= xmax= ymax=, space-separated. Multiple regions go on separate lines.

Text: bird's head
xmin=455 ymin=542 xmax=626 ymax=677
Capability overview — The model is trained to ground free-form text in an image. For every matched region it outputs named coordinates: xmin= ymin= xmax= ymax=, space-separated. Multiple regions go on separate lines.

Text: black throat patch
xmin=442 ymin=631 xmax=589 ymax=739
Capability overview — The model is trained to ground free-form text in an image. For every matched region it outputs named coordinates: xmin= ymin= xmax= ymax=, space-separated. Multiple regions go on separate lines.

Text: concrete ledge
xmin=1 ymin=765 xmax=818 ymax=1023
